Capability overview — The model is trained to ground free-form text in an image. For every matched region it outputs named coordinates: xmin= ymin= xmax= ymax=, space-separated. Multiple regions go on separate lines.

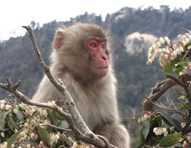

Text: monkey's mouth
xmin=95 ymin=66 xmax=109 ymax=69
xmin=94 ymin=66 xmax=109 ymax=77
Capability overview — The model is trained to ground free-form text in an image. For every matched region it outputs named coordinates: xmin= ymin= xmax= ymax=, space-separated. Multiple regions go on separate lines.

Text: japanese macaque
xmin=32 ymin=23 xmax=130 ymax=148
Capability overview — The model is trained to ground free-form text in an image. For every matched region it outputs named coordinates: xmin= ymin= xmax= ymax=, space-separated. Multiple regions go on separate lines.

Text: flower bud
xmin=164 ymin=54 xmax=169 ymax=59
xmin=156 ymin=41 xmax=161 ymax=47
xmin=164 ymin=36 xmax=171 ymax=44
xmin=159 ymin=37 xmax=165 ymax=44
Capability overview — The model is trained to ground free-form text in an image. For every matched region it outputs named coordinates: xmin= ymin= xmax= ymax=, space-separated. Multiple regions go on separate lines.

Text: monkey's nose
xmin=102 ymin=56 xmax=106 ymax=60
xmin=102 ymin=52 xmax=108 ymax=60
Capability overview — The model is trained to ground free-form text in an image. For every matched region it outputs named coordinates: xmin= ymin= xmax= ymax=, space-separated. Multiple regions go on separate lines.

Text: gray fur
xmin=32 ymin=23 xmax=130 ymax=148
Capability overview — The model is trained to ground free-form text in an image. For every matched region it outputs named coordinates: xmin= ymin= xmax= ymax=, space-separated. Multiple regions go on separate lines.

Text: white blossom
xmin=164 ymin=54 xmax=169 ymax=59
xmin=153 ymin=127 xmax=168 ymax=136
xmin=156 ymin=41 xmax=161 ymax=47
xmin=159 ymin=37 xmax=165 ymax=44
xmin=5 ymin=104 xmax=11 ymax=110
xmin=164 ymin=36 xmax=170 ymax=44
xmin=1 ymin=132 xmax=4 ymax=137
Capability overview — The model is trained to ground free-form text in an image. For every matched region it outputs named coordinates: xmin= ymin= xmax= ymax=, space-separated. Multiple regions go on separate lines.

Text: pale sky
xmin=0 ymin=0 xmax=190 ymax=41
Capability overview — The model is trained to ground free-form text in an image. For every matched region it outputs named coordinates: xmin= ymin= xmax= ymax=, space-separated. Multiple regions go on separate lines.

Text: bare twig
xmin=40 ymin=123 xmax=72 ymax=132
xmin=143 ymin=78 xmax=177 ymax=111
xmin=166 ymin=96 xmax=177 ymax=111
xmin=178 ymin=99 xmax=191 ymax=111
xmin=166 ymin=74 xmax=185 ymax=87
xmin=143 ymin=73 xmax=191 ymax=114
xmin=167 ymin=74 xmax=191 ymax=105
xmin=144 ymin=94 xmax=188 ymax=117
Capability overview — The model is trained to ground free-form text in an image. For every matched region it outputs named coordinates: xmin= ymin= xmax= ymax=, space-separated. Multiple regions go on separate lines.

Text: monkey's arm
xmin=94 ymin=123 xmax=130 ymax=148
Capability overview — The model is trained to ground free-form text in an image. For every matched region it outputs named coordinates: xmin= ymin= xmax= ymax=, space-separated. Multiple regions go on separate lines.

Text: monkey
xmin=32 ymin=23 xmax=131 ymax=148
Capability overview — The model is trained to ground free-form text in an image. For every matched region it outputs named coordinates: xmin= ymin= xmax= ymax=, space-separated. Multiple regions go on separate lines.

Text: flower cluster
xmin=182 ymin=136 xmax=191 ymax=148
xmin=147 ymin=36 xmax=171 ymax=66
xmin=153 ymin=127 xmax=168 ymax=136
xmin=147 ymin=32 xmax=191 ymax=68
xmin=181 ymin=62 xmax=191 ymax=76
xmin=0 ymin=100 xmax=11 ymax=110
xmin=177 ymin=33 xmax=191 ymax=45
xmin=0 ymin=100 xmax=71 ymax=148
xmin=138 ymin=113 xmax=151 ymax=123
xmin=0 ymin=100 xmax=93 ymax=148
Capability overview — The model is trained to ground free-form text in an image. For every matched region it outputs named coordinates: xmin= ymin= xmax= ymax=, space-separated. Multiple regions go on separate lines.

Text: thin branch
xmin=144 ymin=94 xmax=188 ymax=117
xmin=167 ymin=74 xmax=191 ymax=105
xmin=178 ymin=99 xmax=191 ymax=110
xmin=143 ymin=78 xmax=177 ymax=111
xmin=40 ymin=123 xmax=72 ymax=132
xmin=166 ymin=74 xmax=185 ymax=87
xmin=14 ymin=79 xmax=21 ymax=90
xmin=166 ymin=96 xmax=177 ymax=111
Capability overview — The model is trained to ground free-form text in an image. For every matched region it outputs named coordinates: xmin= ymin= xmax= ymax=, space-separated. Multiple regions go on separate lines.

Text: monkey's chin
xmin=93 ymin=67 xmax=109 ymax=78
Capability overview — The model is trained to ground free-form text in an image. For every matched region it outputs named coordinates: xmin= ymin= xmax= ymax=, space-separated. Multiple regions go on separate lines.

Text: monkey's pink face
xmin=86 ymin=37 xmax=109 ymax=78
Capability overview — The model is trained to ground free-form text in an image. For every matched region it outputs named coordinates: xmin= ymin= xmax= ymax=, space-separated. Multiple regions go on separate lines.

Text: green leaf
xmin=176 ymin=61 xmax=187 ymax=67
xmin=160 ymin=112 xmax=182 ymax=132
xmin=55 ymin=112 xmax=65 ymax=120
xmin=156 ymin=116 xmax=163 ymax=127
xmin=58 ymin=120 xmax=69 ymax=129
xmin=164 ymin=59 xmax=179 ymax=74
xmin=183 ymin=28 xmax=191 ymax=34
xmin=164 ymin=63 xmax=173 ymax=74
xmin=0 ymin=110 xmax=9 ymax=131
xmin=46 ymin=109 xmax=52 ymax=118
xmin=161 ymin=114 xmax=173 ymax=127
xmin=182 ymin=117 xmax=191 ymax=134
xmin=170 ymin=118 xmax=182 ymax=132
xmin=184 ymin=42 xmax=191 ymax=49
xmin=173 ymin=67 xmax=183 ymax=75
xmin=18 ymin=103 xmax=27 ymax=111
xmin=159 ymin=132 xmax=182 ymax=147
xmin=139 ymin=121 xmax=150 ymax=143
xmin=7 ymin=114 xmax=16 ymax=132
xmin=47 ymin=109 xmax=57 ymax=125
xmin=150 ymin=113 xmax=163 ymax=128
xmin=136 ymin=143 xmax=144 ymax=148
xmin=139 ymin=127 xmax=145 ymax=143
xmin=15 ymin=109 xmax=24 ymax=121
xmin=37 ymin=126 xmax=50 ymax=146
xmin=7 ymin=130 xmax=22 ymax=148
xmin=178 ymin=95 xmax=186 ymax=100
xmin=182 ymin=122 xmax=191 ymax=134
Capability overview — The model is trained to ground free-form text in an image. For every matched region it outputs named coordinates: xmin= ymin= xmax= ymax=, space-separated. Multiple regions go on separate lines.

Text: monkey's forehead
xmin=65 ymin=23 xmax=107 ymax=40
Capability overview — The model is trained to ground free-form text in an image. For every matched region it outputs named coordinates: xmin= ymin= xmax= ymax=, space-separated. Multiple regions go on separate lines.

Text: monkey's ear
xmin=53 ymin=30 xmax=64 ymax=50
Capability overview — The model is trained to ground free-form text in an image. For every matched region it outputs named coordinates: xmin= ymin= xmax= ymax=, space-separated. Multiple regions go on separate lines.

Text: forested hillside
xmin=1 ymin=6 xmax=191 ymax=109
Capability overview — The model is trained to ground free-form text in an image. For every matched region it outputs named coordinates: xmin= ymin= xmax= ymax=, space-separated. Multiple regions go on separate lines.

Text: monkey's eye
xmin=101 ymin=43 xmax=106 ymax=49
xmin=89 ymin=40 xmax=97 ymax=48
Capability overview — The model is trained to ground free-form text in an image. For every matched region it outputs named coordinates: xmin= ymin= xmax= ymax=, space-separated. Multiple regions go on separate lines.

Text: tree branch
xmin=40 ymin=123 xmax=72 ymax=132
xmin=144 ymin=94 xmax=188 ymax=117
xmin=143 ymin=78 xmax=177 ymax=111
xmin=0 ymin=26 xmax=114 ymax=148
xmin=167 ymin=74 xmax=191 ymax=105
